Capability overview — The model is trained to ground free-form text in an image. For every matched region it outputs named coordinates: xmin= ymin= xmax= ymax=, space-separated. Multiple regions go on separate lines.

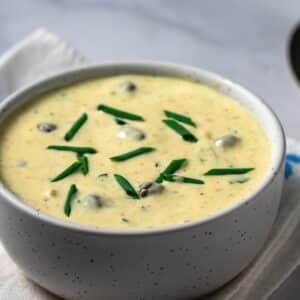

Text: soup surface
xmin=0 ymin=75 xmax=270 ymax=229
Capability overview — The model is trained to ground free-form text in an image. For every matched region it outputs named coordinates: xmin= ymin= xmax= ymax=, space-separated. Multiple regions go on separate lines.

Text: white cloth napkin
xmin=0 ymin=28 xmax=300 ymax=300
xmin=0 ymin=28 xmax=85 ymax=101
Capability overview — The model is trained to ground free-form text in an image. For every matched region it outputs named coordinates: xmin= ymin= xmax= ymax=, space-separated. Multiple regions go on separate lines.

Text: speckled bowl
xmin=0 ymin=62 xmax=285 ymax=300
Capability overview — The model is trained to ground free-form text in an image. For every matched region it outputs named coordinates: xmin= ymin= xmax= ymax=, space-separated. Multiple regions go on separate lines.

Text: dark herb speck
xmin=115 ymin=118 xmax=127 ymax=126
xmin=97 ymin=173 xmax=108 ymax=179
xmin=229 ymin=177 xmax=250 ymax=184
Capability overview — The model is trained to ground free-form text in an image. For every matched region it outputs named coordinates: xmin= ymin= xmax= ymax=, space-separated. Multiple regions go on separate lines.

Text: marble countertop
xmin=0 ymin=0 xmax=300 ymax=299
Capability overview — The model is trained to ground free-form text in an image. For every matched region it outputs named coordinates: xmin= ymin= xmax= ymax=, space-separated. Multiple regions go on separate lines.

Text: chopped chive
xmin=164 ymin=110 xmax=196 ymax=127
xmin=114 ymin=174 xmax=140 ymax=199
xmin=163 ymin=174 xmax=205 ymax=184
xmin=97 ymin=172 xmax=108 ymax=178
xmin=204 ymin=168 xmax=254 ymax=176
xmin=163 ymin=119 xmax=198 ymax=143
xmin=51 ymin=161 xmax=81 ymax=182
xmin=64 ymin=113 xmax=88 ymax=141
xmin=64 ymin=184 xmax=78 ymax=217
xmin=110 ymin=147 xmax=156 ymax=162
xmin=78 ymin=155 xmax=89 ymax=175
xmin=122 ymin=218 xmax=130 ymax=223
xmin=156 ymin=158 xmax=187 ymax=183
xmin=115 ymin=118 xmax=127 ymax=125
xmin=97 ymin=104 xmax=144 ymax=121
xmin=47 ymin=145 xmax=97 ymax=154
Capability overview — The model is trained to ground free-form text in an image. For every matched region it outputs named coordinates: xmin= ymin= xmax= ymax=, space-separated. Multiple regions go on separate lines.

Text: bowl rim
xmin=0 ymin=61 xmax=286 ymax=236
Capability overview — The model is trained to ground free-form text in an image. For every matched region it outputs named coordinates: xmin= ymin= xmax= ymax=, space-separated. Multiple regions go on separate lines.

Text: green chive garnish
xmin=204 ymin=168 xmax=254 ymax=176
xmin=47 ymin=145 xmax=97 ymax=154
xmin=78 ymin=155 xmax=89 ymax=175
xmin=110 ymin=147 xmax=156 ymax=162
xmin=64 ymin=113 xmax=88 ymax=141
xmin=114 ymin=174 xmax=140 ymax=199
xmin=64 ymin=184 xmax=78 ymax=217
xmin=97 ymin=173 xmax=108 ymax=178
xmin=51 ymin=161 xmax=82 ymax=182
xmin=97 ymin=104 xmax=144 ymax=121
xmin=163 ymin=174 xmax=204 ymax=184
xmin=115 ymin=118 xmax=127 ymax=125
xmin=163 ymin=119 xmax=198 ymax=143
xmin=156 ymin=158 xmax=187 ymax=183
xmin=164 ymin=110 xmax=196 ymax=127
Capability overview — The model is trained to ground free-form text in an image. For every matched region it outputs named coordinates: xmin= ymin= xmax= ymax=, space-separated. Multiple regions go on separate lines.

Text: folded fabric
xmin=0 ymin=28 xmax=84 ymax=101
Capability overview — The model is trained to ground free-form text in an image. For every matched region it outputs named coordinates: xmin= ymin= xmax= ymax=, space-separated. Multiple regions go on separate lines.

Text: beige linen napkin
xmin=0 ymin=28 xmax=299 ymax=300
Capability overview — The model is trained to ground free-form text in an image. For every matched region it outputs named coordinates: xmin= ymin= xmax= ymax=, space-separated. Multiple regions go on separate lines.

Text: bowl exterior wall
xmin=0 ymin=166 xmax=283 ymax=300
xmin=0 ymin=62 xmax=285 ymax=299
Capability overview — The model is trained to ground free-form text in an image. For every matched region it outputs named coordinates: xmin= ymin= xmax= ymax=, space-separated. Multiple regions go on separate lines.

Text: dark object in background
xmin=289 ymin=22 xmax=300 ymax=84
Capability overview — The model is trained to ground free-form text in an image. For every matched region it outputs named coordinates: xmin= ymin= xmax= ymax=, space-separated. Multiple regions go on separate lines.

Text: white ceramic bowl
xmin=0 ymin=62 xmax=285 ymax=300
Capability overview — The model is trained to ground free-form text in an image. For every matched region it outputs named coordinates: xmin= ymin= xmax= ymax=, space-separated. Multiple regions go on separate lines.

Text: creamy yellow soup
xmin=0 ymin=75 xmax=270 ymax=229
